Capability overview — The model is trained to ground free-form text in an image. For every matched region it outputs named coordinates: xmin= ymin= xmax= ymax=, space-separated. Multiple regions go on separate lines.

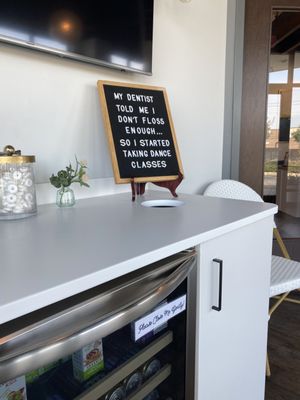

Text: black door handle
xmin=212 ymin=258 xmax=223 ymax=312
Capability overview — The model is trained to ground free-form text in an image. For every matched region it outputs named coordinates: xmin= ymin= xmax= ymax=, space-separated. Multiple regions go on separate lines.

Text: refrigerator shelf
xmin=126 ymin=364 xmax=171 ymax=400
xmin=74 ymin=330 xmax=173 ymax=399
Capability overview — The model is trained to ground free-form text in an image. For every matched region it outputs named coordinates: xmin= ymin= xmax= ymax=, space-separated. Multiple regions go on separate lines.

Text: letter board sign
xmin=97 ymin=80 xmax=183 ymax=183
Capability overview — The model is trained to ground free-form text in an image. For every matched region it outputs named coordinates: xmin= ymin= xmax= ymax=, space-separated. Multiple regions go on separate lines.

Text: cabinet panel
xmin=195 ymin=216 xmax=273 ymax=400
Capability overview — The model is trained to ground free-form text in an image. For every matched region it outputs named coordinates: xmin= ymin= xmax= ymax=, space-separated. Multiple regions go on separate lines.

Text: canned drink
xmin=105 ymin=386 xmax=125 ymax=400
xmin=143 ymin=389 xmax=160 ymax=400
xmin=143 ymin=359 xmax=161 ymax=380
xmin=123 ymin=371 xmax=143 ymax=395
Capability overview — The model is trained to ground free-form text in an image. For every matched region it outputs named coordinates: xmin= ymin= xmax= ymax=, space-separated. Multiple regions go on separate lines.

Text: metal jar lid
xmin=0 ymin=145 xmax=35 ymax=164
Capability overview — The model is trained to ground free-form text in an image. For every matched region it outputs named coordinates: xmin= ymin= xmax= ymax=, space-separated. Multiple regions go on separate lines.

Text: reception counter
xmin=0 ymin=191 xmax=277 ymax=400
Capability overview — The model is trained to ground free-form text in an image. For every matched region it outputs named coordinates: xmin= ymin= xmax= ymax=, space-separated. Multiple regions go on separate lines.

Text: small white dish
xmin=141 ymin=199 xmax=184 ymax=208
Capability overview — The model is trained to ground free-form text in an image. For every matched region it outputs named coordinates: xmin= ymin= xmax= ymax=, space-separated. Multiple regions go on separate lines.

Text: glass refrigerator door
xmin=0 ymin=252 xmax=196 ymax=400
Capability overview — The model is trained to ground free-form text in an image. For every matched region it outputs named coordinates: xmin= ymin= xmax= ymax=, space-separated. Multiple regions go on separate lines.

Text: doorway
xmin=264 ymin=11 xmax=300 ymax=216
xmin=240 ymin=6 xmax=300 ymax=396
xmin=241 ymin=0 xmax=300 ymax=237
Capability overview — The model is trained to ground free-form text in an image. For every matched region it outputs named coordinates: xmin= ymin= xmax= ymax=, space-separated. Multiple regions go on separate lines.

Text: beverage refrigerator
xmin=0 ymin=250 xmax=197 ymax=400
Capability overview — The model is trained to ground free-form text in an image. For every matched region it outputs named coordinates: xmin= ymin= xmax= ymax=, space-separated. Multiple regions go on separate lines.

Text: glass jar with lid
xmin=0 ymin=145 xmax=37 ymax=220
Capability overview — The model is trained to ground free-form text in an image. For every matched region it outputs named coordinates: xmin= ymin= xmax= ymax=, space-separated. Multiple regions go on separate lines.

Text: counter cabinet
xmin=196 ymin=216 xmax=272 ymax=400
xmin=0 ymin=192 xmax=276 ymax=400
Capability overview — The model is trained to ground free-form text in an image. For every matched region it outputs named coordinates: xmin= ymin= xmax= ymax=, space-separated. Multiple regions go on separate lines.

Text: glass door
xmin=25 ymin=280 xmax=188 ymax=400
xmin=264 ymin=10 xmax=300 ymax=219
xmin=0 ymin=252 xmax=196 ymax=400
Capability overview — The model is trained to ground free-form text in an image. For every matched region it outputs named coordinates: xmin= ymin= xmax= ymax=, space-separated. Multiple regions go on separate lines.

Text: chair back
xmin=203 ymin=179 xmax=264 ymax=203
xmin=203 ymin=179 xmax=287 ymax=252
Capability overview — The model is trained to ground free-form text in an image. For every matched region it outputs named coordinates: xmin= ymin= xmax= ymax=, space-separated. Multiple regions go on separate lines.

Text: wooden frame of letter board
xmin=97 ymin=80 xmax=184 ymax=184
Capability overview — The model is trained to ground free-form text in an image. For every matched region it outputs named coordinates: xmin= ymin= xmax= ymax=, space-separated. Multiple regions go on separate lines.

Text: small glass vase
xmin=56 ymin=186 xmax=75 ymax=207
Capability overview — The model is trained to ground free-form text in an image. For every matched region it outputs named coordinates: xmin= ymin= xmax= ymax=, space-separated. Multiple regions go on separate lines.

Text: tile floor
xmin=265 ymin=214 xmax=300 ymax=399
xmin=274 ymin=211 xmax=300 ymax=239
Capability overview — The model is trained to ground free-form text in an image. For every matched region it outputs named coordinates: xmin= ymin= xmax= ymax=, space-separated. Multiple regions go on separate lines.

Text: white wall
xmin=0 ymin=0 xmax=228 ymax=203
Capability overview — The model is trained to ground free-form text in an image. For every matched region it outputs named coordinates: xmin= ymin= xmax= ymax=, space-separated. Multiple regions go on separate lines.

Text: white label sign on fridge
xmin=134 ymin=294 xmax=186 ymax=341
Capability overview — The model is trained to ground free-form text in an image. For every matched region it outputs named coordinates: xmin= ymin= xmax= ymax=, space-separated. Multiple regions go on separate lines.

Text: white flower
xmin=82 ymin=173 xmax=89 ymax=183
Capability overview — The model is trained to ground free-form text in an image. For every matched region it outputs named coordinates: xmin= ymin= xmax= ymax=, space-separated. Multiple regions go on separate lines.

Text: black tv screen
xmin=0 ymin=0 xmax=154 ymax=74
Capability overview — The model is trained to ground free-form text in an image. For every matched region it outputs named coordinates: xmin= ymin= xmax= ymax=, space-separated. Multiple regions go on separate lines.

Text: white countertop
xmin=0 ymin=191 xmax=277 ymax=324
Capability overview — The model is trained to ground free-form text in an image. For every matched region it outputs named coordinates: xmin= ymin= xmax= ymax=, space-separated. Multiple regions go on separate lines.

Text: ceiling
xmin=272 ymin=11 xmax=300 ymax=54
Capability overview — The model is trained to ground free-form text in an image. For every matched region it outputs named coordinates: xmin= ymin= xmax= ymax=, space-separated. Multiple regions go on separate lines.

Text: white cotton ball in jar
xmin=2 ymin=172 xmax=12 ymax=180
xmin=24 ymin=178 xmax=33 ymax=187
xmin=20 ymin=167 xmax=29 ymax=173
xmin=25 ymin=192 xmax=33 ymax=202
xmin=13 ymin=206 xmax=25 ymax=213
xmin=7 ymin=183 xmax=18 ymax=194
xmin=18 ymin=185 xmax=26 ymax=192
xmin=20 ymin=199 xmax=29 ymax=209
xmin=3 ymin=203 xmax=14 ymax=210
xmin=5 ymin=193 xmax=17 ymax=204
xmin=13 ymin=171 xmax=22 ymax=180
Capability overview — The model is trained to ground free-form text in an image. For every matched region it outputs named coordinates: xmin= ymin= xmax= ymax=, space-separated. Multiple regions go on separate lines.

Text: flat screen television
xmin=0 ymin=1 xmax=154 ymax=75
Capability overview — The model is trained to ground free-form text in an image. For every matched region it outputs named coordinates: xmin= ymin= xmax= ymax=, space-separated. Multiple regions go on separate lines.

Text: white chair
xmin=203 ymin=179 xmax=300 ymax=377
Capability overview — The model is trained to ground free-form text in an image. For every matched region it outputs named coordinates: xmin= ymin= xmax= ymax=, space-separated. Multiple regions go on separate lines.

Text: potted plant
xmin=49 ymin=157 xmax=89 ymax=207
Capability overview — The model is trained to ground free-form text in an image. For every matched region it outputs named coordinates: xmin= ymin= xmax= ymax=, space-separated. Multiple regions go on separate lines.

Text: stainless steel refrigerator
xmin=0 ymin=250 xmax=197 ymax=400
